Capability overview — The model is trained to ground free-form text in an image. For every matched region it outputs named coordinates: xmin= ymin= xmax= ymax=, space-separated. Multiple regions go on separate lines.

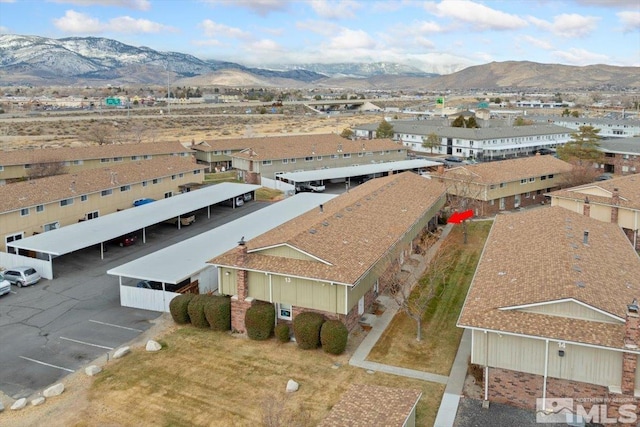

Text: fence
xmin=261 ymin=176 xmax=295 ymax=197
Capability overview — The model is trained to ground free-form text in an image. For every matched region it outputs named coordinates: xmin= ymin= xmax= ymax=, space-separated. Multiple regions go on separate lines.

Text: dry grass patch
xmin=368 ymin=221 xmax=492 ymax=376
xmin=77 ymin=327 xmax=444 ymax=426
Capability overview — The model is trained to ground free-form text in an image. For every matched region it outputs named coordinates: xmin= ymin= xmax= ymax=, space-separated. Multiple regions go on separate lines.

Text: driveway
xmin=0 ymin=201 xmax=267 ymax=399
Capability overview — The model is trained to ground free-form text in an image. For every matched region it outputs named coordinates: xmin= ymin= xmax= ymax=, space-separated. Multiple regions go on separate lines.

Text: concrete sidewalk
xmin=434 ymin=329 xmax=471 ymax=426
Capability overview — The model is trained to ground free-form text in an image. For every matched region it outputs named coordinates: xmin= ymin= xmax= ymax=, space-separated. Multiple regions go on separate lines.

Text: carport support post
xmin=143 ymin=228 xmax=146 ymax=244
xmin=101 ymin=242 xmax=105 ymax=260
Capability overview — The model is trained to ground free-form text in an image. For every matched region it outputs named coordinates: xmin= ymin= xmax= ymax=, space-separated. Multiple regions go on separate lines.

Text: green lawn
xmin=367 ymin=220 xmax=492 ymax=376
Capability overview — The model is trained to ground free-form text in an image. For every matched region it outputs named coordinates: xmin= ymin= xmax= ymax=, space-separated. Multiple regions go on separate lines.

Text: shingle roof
xmin=440 ymin=155 xmax=573 ymax=185
xmin=549 ymin=174 xmax=640 ymax=210
xmin=0 ymin=156 xmax=200 ymax=213
xmin=210 ymin=172 xmax=446 ymax=285
xmin=598 ymin=137 xmax=640 ymax=155
xmin=318 ymin=384 xmax=422 ymax=427
xmin=458 ymin=206 xmax=640 ymax=350
xmin=355 ymin=121 xmax=572 ymax=139
xmin=190 ymin=139 xmax=263 ymax=152
xmin=0 ymin=141 xmax=191 ymax=166
xmin=230 ymin=133 xmax=402 ymax=160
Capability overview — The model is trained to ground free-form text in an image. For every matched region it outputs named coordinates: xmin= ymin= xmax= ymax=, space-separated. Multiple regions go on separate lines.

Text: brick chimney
xmin=583 ymin=197 xmax=590 ymax=217
xmin=622 ymin=299 xmax=640 ymax=395
xmin=230 ymin=237 xmax=252 ymax=333
xmin=611 ymin=188 xmax=620 ymax=224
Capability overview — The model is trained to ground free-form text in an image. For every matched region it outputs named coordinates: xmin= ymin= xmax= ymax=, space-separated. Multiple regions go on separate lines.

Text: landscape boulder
xmin=146 ymin=340 xmax=162 ymax=352
xmin=286 ymin=379 xmax=299 ymax=393
xmin=113 ymin=346 xmax=130 ymax=359
xmin=10 ymin=398 xmax=26 ymax=410
xmin=85 ymin=365 xmax=102 ymax=376
xmin=31 ymin=397 xmax=45 ymax=406
xmin=43 ymin=383 xmax=65 ymax=397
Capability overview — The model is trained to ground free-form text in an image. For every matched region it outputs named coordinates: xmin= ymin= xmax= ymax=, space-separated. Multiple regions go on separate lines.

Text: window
xmin=541 ymin=175 xmax=547 ymax=180
xmin=60 ymin=198 xmax=73 ymax=206
xmin=179 ymin=173 xmax=184 ymax=178
xmin=305 ymin=156 xmax=313 ymax=162
xmin=520 ymin=179 xmax=527 ymax=185
xmin=80 ymin=195 xmax=88 ymax=202
xmin=529 ymin=177 xmax=535 ymax=182
xmin=224 ymin=150 xmax=232 ymax=155
xmin=6 ymin=232 xmax=23 ymax=254
xmin=113 ymin=157 xmax=123 ymax=162
xmin=20 ymin=208 xmax=29 ymax=217
xmin=44 ymin=221 xmax=59 ymax=232
xmin=144 ymin=155 xmax=151 ymax=160
xmin=120 ymin=185 xmax=130 ymax=192
xmin=525 ymin=192 xmax=531 ymax=198
xmin=489 ymin=184 xmax=496 ymax=189
xmin=290 ymin=158 xmax=296 ymax=163
xmin=0 ymin=166 xmax=3 ymax=171
xmin=499 ymin=183 xmax=505 ymax=188
xmin=131 ymin=156 xmax=140 ymax=161
xmin=331 ymin=154 xmax=338 ymax=159
xmin=164 ymin=192 xmax=172 ymax=198
xmin=365 ymin=152 xmax=373 ymax=156
xmin=277 ymin=303 xmax=292 ymax=320
xmin=262 ymin=160 xmax=272 ymax=165
xmin=317 ymin=156 xmax=322 ymax=161
xmin=86 ymin=211 xmax=99 ymax=220
xmin=193 ymin=169 xmax=200 ymax=175
xmin=142 ymin=181 xmax=148 ymax=187
xmin=100 ymin=158 xmax=110 ymax=163
xmin=282 ymin=159 xmax=288 ymax=164
xmin=36 ymin=205 xmax=44 ymax=213
xmin=171 ymin=174 xmax=177 ymax=180
xmin=24 ymin=163 xmax=31 ymax=169
xmin=548 ymin=174 xmax=554 ymax=179
xmin=152 ymin=178 xmax=160 ymax=184
xmin=358 ymin=152 xmax=363 ymax=157
xmin=101 ymin=189 xmax=113 ymax=197
xmin=343 ymin=153 xmax=351 ymax=158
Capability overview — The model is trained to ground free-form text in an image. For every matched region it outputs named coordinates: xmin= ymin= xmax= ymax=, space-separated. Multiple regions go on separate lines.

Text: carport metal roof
xmin=277 ymin=159 xmax=440 ymax=183
xmin=7 ymin=182 xmax=260 ymax=256
xmin=107 ymin=192 xmax=336 ymax=284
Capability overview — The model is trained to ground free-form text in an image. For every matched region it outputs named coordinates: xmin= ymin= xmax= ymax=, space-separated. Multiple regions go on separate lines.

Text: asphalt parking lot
xmin=0 ymin=201 xmax=267 ymax=399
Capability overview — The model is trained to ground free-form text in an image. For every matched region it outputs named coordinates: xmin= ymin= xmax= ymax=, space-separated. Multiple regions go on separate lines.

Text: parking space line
xmin=88 ymin=319 xmax=143 ymax=332
xmin=9 ymin=290 xmax=16 ymax=294
xmin=60 ymin=336 xmax=114 ymax=350
xmin=19 ymin=356 xmax=75 ymax=373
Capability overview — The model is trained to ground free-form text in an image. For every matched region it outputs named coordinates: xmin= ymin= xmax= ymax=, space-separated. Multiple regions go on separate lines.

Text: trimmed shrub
xmin=169 ymin=293 xmax=195 ymax=324
xmin=293 ymin=312 xmax=325 ymax=350
xmin=245 ymin=302 xmax=275 ymax=340
xmin=320 ymin=320 xmax=348 ymax=355
xmin=204 ymin=295 xmax=231 ymax=331
xmin=275 ymin=324 xmax=290 ymax=343
xmin=187 ymin=295 xmax=210 ymax=328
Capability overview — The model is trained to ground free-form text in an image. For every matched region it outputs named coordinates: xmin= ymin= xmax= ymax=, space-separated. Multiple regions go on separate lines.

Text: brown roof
xmin=210 ymin=172 xmax=446 ymax=285
xmin=0 ymin=141 xmax=192 ymax=166
xmin=441 ymin=155 xmax=573 ymax=185
xmin=0 ymin=156 xmax=200 ymax=213
xmin=548 ymin=174 xmax=640 ymax=210
xmin=190 ymin=139 xmax=261 ymax=152
xmin=458 ymin=206 xmax=640 ymax=350
xmin=318 ymin=384 xmax=422 ymax=427
xmin=228 ymin=134 xmax=402 ymax=160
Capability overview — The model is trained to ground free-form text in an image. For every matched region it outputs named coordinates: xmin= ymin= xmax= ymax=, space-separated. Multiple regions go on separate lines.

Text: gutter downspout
xmin=484 ymin=330 xmax=489 ymax=402
xmin=542 ymin=339 xmax=549 ymax=411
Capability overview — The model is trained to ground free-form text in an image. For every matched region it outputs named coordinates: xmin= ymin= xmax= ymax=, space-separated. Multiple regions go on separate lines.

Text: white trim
xmin=461 ymin=325 xmax=640 ymax=355
xmin=248 ymin=243 xmax=333 ymax=266
xmin=498 ymin=297 xmax=624 ymax=323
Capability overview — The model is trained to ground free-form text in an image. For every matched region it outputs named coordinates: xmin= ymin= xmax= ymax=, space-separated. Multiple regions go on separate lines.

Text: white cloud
xmin=425 ymin=0 xmax=528 ymax=31
xmin=199 ymin=20 xmax=252 ymax=40
xmin=48 ymin=0 xmax=151 ymax=11
xmin=310 ymin=0 xmax=362 ymax=19
xmin=192 ymin=39 xmax=222 ymax=47
xmin=53 ymin=10 xmax=176 ymax=34
xmin=0 ymin=26 xmax=10 ymax=33
xmin=528 ymin=13 xmax=599 ymax=38
xmin=551 ymin=47 xmax=609 ymax=65
xmin=618 ymin=11 xmax=640 ymax=32
xmin=574 ymin=0 xmax=639 ymax=7
xmin=295 ymin=20 xmax=340 ymax=36
xmin=201 ymin=0 xmax=290 ymax=16
xmin=521 ymin=35 xmax=553 ymax=50
xmin=326 ymin=28 xmax=376 ymax=50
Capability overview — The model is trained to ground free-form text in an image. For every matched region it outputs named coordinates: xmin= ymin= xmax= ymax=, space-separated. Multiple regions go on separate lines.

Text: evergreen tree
xmin=556 ymin=125 xmax=602 ymax=165
xmin=376 ymin=119 xmax=394 ymax=138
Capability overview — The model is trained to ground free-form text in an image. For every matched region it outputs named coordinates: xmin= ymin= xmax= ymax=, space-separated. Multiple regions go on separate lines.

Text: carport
xmin=2 ymin=182 xmax=260 ymax=279
xmin=107 ymin=192 xmax=337 ymax=312
xmin=276 ymin=158 xmax=441 ymax=188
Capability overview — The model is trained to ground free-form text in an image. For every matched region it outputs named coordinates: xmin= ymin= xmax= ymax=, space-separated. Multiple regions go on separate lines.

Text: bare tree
xmin=123 ymin=121 xmax=149 ymax=144
xmin=387 ymin=241 xmax=455 ymax=341
xmin=27 ymin=159 xmax=68 ymax=179
xmin=82 ymin=121 xmax=116 ymax=145
xmin=439 ymin=169 xmax=483 ymax=244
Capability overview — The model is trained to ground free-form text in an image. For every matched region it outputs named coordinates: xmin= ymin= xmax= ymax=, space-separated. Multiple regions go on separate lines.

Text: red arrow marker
xmin=447 ymin=209 xmax=474 ymax=224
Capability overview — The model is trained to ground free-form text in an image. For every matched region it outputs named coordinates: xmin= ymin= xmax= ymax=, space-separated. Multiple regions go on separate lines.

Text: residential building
xmin=531 ymin=116 xmax=640 ymax=138
xmin=230 ymin=134 xmax=405 ymax=184
xmin=1 ymin=156 xmax=203 ymax=252
xmin=352 ymin=121 xmax=572 ymax=160
xmin=190 ymin=138 xmax=258 ymax=171
xmin=597 ymin=137 xmax=640 ymax=176
xmin=209 ymin=171 xmax=446 ymax=333
xmin=434 ymin=155 xmax=573 ymax=216
xmin=457 ymin=206 xmax=640 ymax=420
xmin=0 ymin=141 xmax=192 ymax=185
xmin=548 ymin=174 xmax=640 ymax=250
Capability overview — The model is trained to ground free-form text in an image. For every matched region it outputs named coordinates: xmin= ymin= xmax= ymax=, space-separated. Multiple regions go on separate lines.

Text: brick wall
xmin=601 ymin=153 xmax=640 ymax=176
xmin=230 ymin=297 xmax=253 ymax=333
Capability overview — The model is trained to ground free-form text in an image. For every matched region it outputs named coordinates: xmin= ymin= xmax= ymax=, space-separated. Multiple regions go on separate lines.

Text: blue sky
xmin=0 ymin=0 xmax=638 ymax=72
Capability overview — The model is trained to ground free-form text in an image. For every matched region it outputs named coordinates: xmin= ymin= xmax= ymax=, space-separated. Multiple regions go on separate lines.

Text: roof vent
xmin=309 ymin=229 xmax=317 ymax=234
xmin=572 ymin=265 xmax=582 ymax=272
xmin=322 ymin=221 xmax=329 ymax=227
xmin=583 ymin=230 xmax=589 ymax=245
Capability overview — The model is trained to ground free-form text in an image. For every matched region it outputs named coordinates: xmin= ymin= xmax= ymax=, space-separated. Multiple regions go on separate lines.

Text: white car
xmin=3 ymin=266 xmax=41 ymax=288
xmin=0 ymin=273 xmax=10 ymax=296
